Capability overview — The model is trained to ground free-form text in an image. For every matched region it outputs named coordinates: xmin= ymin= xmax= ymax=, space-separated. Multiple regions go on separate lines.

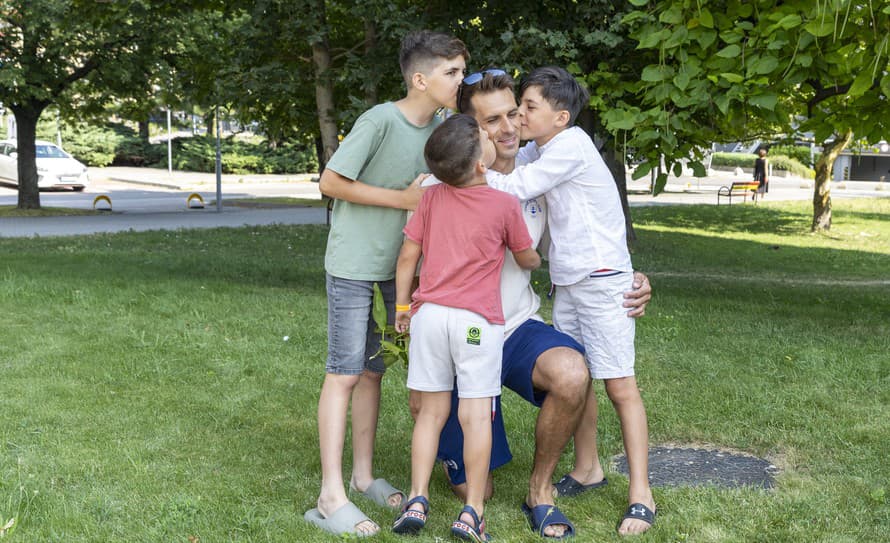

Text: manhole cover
xmin=613 ymin=446 xmax=779 ymax=488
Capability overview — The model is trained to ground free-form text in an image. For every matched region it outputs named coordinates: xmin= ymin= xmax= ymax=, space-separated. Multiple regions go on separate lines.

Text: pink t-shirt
xmin=404 ymin=183 xmax=533 ymax=324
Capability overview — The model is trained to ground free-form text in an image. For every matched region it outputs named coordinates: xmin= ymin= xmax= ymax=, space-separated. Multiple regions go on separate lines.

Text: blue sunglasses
xmin=457 ymin=69 xmax=508 ymax=112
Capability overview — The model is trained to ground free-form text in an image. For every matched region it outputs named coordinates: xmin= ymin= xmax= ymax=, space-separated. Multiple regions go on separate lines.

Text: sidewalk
xmin=2 ymin=167 xmax=887 ymax=238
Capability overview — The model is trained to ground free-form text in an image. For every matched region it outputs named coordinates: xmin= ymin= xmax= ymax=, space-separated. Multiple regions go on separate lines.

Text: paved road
xmin=1 ymin=166 xmax=886 ymax=238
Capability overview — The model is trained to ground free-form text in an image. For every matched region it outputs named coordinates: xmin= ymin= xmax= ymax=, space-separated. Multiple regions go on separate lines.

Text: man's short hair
xmin=457 ymin=72 xmax=516 ymax=116
xmin=519 ymin=66 xmax=589 ymax=125
xmin=424 ymin=114 xmax=481 ymax=186
xmin=399 ymin=30 xmax=469 ymax=85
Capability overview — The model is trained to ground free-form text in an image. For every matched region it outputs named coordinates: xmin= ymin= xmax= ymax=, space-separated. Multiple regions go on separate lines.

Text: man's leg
xmin=527 ymin=346 xmax=589 ymax=536
xmin=605 ymin=376 xmax=655 ymax=535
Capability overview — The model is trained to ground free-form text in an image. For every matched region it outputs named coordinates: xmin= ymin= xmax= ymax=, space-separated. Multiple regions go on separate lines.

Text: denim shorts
xmin=325 ymin=273 xmax=394 ymax=375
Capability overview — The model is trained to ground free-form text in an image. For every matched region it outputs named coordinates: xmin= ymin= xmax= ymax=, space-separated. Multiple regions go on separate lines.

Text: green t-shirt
xmin=324 ymin=102 xmax=441 ymax=281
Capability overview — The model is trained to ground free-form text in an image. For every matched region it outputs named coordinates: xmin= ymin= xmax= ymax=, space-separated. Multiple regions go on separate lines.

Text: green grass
xmin=1 ymin=198 xmax=888 ymax=542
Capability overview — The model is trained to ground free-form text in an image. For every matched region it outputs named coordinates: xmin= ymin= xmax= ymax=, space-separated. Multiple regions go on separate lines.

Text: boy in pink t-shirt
xmin=391 ymin=114 xmax=540 ymax=541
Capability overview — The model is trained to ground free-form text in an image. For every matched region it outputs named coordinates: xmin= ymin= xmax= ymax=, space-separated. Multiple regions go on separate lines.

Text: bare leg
xmin=458 ymin=397 xmax=492 ymax=525
xmin=404 ymin=391 xmax=451 ymax=512
xmin=605 ymin=376 xmax=655 ymax=536
xmin=316 ymin=372 xmax=379 ymax=535
xmin=564 ymin=382 xmax=606 ymax=486
xmin=349 ymin=371 xmax=402 ymax=507
xmin=527 ymin=347 xmax=589 ymax=537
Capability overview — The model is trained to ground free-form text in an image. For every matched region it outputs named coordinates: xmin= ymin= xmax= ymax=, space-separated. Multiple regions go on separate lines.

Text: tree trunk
xmin=11 ymin=104 xmax=46 ymax=209
xmin=364 ymin=19 xmax=378 ymax=107
xmin=138 ymin=120 xmax=150 ymax=143
xmin=812 ymin=130 xmax=853 ymax=232
xmin=310 ymin=0 xmax=339 ymax=172
xmin=580 ymin=109 xmax=636 ymax=243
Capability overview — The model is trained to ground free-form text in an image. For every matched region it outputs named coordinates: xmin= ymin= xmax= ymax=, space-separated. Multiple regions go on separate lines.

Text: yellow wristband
xmin=396 ymin=304 xmax=411 ymax=312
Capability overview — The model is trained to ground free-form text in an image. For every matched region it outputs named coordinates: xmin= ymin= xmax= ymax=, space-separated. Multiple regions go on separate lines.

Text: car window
xmin=36 ymin=144 xmax=70 ymax=159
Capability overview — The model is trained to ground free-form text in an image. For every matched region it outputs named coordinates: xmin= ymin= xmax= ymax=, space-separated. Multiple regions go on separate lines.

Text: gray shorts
xmin=325 ymin=273 xmax=394 ymax=375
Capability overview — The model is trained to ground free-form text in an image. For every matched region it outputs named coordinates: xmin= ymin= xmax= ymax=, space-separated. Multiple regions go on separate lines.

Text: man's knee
xmin=534 ymin=347 xmax=590 ymax=402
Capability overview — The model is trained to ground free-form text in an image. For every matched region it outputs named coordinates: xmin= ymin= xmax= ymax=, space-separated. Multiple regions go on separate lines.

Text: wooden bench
xmin=717 ymin=182 xmax=760 ymax=205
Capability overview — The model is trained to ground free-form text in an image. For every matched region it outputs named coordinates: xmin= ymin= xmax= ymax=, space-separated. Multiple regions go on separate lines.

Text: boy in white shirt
xmin=486 ymin=66 xmax=656 ymax=535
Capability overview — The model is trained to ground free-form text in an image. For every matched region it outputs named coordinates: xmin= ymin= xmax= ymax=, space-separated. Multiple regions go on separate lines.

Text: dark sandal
xmin=553 ymin=474 xmax=608 ymax=497
xmin=451 ymin=505 xmax=491 ymax=542
xmin=521 ymin=502 xmax=575 ymax=539
xmin=617 ymin=502 xmax=656 ymax=533
xmin=392 ymin=495 xmax=429 ymax=535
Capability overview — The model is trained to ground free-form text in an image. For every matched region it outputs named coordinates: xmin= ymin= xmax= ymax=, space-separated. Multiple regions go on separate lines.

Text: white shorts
xmin=407 ymin=303 xmax=503 ymax=398
xmin=552 ymin=272 xmax=636 ymax=380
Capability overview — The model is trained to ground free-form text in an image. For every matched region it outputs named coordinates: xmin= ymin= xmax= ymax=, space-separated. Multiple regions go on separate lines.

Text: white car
xmin=0 ymin=139 xmax=89 ymax=191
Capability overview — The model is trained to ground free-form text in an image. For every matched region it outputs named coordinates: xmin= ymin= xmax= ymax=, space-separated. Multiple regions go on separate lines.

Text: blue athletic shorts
xmin=437 ymin=319 xmax=584 ymax=484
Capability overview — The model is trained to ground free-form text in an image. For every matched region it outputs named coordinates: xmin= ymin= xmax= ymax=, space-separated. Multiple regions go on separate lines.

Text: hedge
xmin=38 ymin=120 xmax=317 ymax=174
xmin=711 ymin=152 xmax=815 ymax=179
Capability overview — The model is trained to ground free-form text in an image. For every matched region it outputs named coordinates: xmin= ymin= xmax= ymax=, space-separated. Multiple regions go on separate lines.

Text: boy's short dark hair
xmin=424 ymin=114 xmax=480 ymax=187
xmin=399 ymin=30 xmax=469 ymax=85
xmin=519 ymin=66 xmax=590 ymax=126
xmin=457 ymin=72 xmax=516 ymax=116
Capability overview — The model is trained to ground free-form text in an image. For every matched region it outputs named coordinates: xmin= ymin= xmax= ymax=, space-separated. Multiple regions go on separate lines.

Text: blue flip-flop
xmin=553 ymin=474 xmax=608 ymax=497
xmin=521 ymin=502 xmax=575 ymax=540
xmin=617 ymin=502 xmax=656 ymax=533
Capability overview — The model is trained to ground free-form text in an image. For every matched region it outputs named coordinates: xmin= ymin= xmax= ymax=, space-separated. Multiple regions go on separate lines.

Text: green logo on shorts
xmin=466 ymin=326 xmax=481 ymax=346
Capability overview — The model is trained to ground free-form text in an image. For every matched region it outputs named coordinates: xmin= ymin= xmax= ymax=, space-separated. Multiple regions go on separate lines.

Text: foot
xmin=350 ymin=476 xmax=404 ymax=508
xmin=526 ymin=496 xmax=570 ymax=539
xmin=317 ymin=497 xmax=379 ymax=536
xmin=617 ymin=496 xmax=656 ymax=536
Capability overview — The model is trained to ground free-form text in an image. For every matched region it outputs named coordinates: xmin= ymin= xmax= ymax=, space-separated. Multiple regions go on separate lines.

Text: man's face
xmin=469 ymin=88 xmax=521 ymax=162
xmin=423 ymin=56 xmax=467 ymax=110
xmin=478 ymin=127 xmax=496 ymax=168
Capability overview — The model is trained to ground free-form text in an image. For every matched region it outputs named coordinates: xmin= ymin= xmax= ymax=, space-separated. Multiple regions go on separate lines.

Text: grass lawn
xmin=1 ymin=198 xmax=888 ymax=542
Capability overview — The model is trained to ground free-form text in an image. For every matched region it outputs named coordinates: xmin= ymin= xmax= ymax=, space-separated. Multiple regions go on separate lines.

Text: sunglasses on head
xmin=456 ymin=68 xmax=508 ymax=112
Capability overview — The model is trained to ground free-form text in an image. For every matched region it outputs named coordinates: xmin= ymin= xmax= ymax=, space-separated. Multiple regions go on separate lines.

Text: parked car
xmin=0 ymin=139 xmax=89 ymax=191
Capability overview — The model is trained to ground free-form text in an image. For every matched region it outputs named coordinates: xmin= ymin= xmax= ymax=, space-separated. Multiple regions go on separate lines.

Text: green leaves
xmin=370 ymin=282 xmax=409 ymax=368
xmin=716 ymin=44 xmax=741 ymax=58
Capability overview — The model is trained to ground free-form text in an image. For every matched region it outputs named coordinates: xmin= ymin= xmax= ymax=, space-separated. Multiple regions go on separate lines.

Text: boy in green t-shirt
xmin=304 ymin=30 xmax=468 ymax=538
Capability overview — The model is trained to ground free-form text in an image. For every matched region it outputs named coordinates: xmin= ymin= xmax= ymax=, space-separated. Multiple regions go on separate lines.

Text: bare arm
xmin=623 ymin=271 xmax=652 ymax=318
xmin=394 ymin=239 xmax=422 ymax=332
xmin=512 ymin=247 xmax=540 ymax=270
xmin=319 ymin=169 xmax=427 ymax=211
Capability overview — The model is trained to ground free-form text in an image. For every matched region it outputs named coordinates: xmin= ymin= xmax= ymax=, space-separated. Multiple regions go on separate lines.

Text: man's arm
xmin=319 ymin=169 xmax=427 ymax=211
xmin=624 ymin=271 xmax=652 ymax=318
xmin=394 ymin=239 xmax=422 ymax=332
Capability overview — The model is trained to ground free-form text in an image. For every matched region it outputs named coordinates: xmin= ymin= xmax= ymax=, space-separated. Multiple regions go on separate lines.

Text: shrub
xmin=37 ymin=115 xmax=317 ymax=173
xmin=770 ymin=144 xmax=819 ymax=166
xmin=711 ymin=152 xmax=815 ymax=179
xmin=145 ymin=136 xmax=318 ymax=174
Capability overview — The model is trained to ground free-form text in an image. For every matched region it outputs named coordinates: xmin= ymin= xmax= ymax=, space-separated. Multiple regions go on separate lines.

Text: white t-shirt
xmin=486 ymin=126 xmax=632 ymax=285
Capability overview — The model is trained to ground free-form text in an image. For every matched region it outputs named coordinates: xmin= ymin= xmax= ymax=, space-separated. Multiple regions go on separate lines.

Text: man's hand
xmin=624 ymin=271 xmax=652 ymax=318
xmin=400 ymin=173 xmax=430 ymax=211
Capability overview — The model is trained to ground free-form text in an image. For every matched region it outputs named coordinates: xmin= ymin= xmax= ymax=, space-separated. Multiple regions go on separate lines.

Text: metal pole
xmin=216 ymin=104 xmax=222 ymax=212
xmin=167 ymin=108 xmax=173 ymax=176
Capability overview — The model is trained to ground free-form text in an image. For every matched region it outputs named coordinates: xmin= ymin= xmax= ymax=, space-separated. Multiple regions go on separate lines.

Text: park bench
xmin=717 ymin=181 xmax=760 ymax=205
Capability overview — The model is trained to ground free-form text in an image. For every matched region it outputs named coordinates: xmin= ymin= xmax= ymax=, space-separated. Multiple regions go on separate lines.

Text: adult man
xmin=424 ymin=71 xmax=652 ymax=538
